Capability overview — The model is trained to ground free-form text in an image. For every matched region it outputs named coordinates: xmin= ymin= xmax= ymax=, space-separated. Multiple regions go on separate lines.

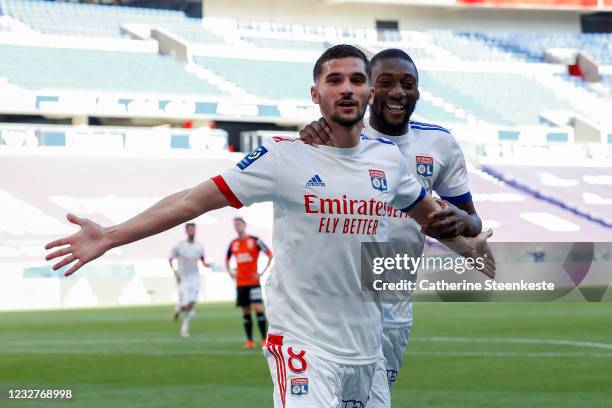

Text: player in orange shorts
xmin=225 ymin=217 xmax=273 ymax=349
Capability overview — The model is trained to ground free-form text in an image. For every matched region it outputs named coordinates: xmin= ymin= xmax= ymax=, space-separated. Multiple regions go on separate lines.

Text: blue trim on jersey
xmin=360 ymin=133 xmax=396 ymax=145
xmin=376 ymin=136 xmax=395 ymax=145
xmin=410 ymin=121 xmax=451 ymax=134
xmin=400 ymin=186 xmax=427 ymax=212
xmin=441 ymin=191 xmax=473 ymax=206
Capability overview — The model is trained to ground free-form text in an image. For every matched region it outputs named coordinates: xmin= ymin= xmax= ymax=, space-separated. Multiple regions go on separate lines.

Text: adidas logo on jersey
xmin=305 ymin=175 xmax=325 ymax=187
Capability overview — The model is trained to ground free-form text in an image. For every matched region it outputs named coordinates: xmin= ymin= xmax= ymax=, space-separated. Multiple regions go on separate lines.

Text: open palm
xmin=45 ymin=214 xmax=110 ymax=276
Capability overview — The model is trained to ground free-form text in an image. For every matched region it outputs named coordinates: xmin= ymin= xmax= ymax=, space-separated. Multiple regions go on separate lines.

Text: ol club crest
xmin=290 ymin=378 xmax=309 ymax=396
xmin=416 ymin=155 xmax=433 ymax=177
xmin=369 ymin=169 xmax=388 ymax=192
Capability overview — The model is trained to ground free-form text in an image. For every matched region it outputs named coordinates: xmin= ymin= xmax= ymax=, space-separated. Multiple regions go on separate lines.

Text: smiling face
xmin=370 ymin=57 xmax=419 ymax=135
xmin=311 ymin=57 xmax=373 ymax=127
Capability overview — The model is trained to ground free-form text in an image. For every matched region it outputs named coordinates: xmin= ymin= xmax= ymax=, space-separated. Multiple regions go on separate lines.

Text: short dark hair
xmin=185 ymin=223 xmax=196 ymax=229
xmin=313 ymin=44 xmax=370 ymax=82
xmin=233 ymin=216 xmax=246 ymax=224
xmin=370 ymin=48 xmax=418 ymax=81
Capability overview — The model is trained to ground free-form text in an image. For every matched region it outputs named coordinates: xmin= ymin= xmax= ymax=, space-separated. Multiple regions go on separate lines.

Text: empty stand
xmin=420 ymin=71 xmax=574 ymax=126
xmin=194 ymin=55 xmax=312 ymax=100
xmin=0 ymin=44 xmax=226 ymax=96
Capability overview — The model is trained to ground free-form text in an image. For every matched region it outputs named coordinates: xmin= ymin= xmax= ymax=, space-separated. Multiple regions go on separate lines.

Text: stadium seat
xmin=194 ymin=55 xmax=313 ymax=100
xmin=0 ymin=44 xmax=227 ymax=96
xmin=0 ymin=0 xmax=227 ymax=43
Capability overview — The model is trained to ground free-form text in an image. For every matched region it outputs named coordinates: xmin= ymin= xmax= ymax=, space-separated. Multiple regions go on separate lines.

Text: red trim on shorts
xmin=267 ymin=334 xmax=284 ymax=346
xmin=267 ymin=342 xmax=287 ymax=408
xmin=278 ymin=345 xmax=286 ymax=407
xmin=211 ymin=175 xmax=243 ymax=209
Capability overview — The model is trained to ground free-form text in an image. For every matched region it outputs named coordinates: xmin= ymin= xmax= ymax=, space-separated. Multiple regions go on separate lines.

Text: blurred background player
xmin=169 ymin=222 xmax=208 ymax=338
xmin=225 ymin=216 xmax=273 ymax=349
xmin=300 ymin=48 xmax=483 ymax=407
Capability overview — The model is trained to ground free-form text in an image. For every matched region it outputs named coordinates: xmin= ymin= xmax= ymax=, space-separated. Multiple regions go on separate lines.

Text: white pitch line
xmin=415 ymin=336 xmax=612 ymax=351
xmin=407 ymin=351 xmax=612 ymax=358
xmin=0 ymin=348 xmax=261 ymax=357
xmin=5 ymin=335 xmax=612 ymax=350
xmin=1 ymin=347 xmax=611 ymax=358
xmin=0 ymin=335 xmax=245 ymax=346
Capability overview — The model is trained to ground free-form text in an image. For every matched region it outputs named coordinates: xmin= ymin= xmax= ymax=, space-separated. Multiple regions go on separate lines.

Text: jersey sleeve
xmin=433 ymin=134 xmax=472 ymax=205
xmin=254 ymin=236 xmax=272 ymax=257
xmin=391 ymin=151 xmax=427 ymax=212
xmin=212 ymin=140 xmax=279 ymax=208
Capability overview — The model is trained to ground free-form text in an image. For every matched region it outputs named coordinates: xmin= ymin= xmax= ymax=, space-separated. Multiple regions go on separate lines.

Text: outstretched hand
xmin=45 ymin=214 xmax=111 ymax=276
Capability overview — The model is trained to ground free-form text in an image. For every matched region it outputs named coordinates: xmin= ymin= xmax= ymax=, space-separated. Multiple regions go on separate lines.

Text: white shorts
xmin=264 ymin=334 xmax=375 ymax=408
xmin=179 ymin=280 xmax=200 ymax=305
xmin=366 ymin=326 xmax=411 ymax=408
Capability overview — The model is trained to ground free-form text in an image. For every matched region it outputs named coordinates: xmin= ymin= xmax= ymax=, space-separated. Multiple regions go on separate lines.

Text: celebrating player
xmin=168 ymin=222 xmax=207 ymax=338
xmin=225 ymin=216 xmax=273 ymax=349
xmin=45 ymin=45 xmax=493 ymax=408
xmin=300 ymin=48 xmax=487 ymax=407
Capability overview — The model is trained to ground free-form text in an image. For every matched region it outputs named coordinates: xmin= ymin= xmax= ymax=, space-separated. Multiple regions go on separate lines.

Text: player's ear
xmin=311 ymin=85 xmax=319 ymax=104
xmin=416 ymin=88 xmax=420 ymax=101
xmin=368 ymin=86 xmax=375 ymax=105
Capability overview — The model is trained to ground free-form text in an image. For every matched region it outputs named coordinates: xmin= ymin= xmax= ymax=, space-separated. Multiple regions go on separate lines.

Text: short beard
xmin=380 ymin=100 xmax=417 ymax=133
xmin=330 ymin=105 xmax=367 ymax=127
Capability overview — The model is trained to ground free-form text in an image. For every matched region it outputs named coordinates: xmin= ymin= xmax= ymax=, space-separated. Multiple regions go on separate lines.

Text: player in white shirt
xmin=44 ymin=45 xmax=493 ymax=408
xmin=299 ymin=49 xmax=485 ymax=407
xmin=169 ymin=222 xmax=207 ymax=338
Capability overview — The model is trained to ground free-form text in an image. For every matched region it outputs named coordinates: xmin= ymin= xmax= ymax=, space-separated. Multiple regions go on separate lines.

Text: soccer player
xmin=300 ymin=48 xmax=485 ymax=407
xmin=45 ymin=45 xmax=493 ymax=408
xmin=225 ymin=216 xmax=273 ymax=349
xmin=169 ymin=222 xmax=207 ymax=338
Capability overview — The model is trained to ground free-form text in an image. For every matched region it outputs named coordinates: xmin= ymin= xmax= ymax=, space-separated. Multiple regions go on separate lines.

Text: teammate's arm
xmin=45 ymin=180 xmax=231 ymax=276
xmin=424 ymin=133 xmax=481 ymax=239
xmin=422 ymin=199 xmax=481 ymax=239
xmin=299 ymin=118 xmax=333 ymax=147
xmin=404 ymin=195 xmax=495 ymax=279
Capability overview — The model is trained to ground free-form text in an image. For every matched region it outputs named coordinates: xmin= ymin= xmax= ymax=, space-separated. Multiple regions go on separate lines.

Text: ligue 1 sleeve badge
xmin=290 ymin=377 xmax=309 ymax=396
xmin=369 ymin=169 xmax=388 ymax=191
xmin=236 ymin=146 xmax=269 ymax=170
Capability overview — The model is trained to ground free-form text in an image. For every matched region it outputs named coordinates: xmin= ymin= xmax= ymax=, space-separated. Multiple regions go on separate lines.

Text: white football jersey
xmin=214 ymin=135 xmax=426 ymax=365
xmin=364 ymin=120 xmax=472 ymax=329
xmin=170 ymin=240 xmax=205 ymax=282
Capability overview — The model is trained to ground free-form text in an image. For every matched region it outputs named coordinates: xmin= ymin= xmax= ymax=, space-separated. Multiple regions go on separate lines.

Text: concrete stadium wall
xmin=203 ymin=0 xmax=584 ymax=32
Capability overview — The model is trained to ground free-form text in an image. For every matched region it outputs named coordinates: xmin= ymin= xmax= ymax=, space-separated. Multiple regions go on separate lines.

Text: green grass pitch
xmin=1 ymin=302 xmax=611 ymax=407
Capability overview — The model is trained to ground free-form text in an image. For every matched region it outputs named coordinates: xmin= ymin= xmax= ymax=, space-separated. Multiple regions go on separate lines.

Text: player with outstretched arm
xmin=45 ymin=45 xmax=493 ymax=408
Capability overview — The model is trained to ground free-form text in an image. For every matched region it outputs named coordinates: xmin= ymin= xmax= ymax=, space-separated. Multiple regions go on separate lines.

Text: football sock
xmin=256 ymin=311 xmax=267 ymax=338
xmin=243 ymin=314 xmax=253 ymax=340
xmin=182 ymin=309 xmax=196 ymax=333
